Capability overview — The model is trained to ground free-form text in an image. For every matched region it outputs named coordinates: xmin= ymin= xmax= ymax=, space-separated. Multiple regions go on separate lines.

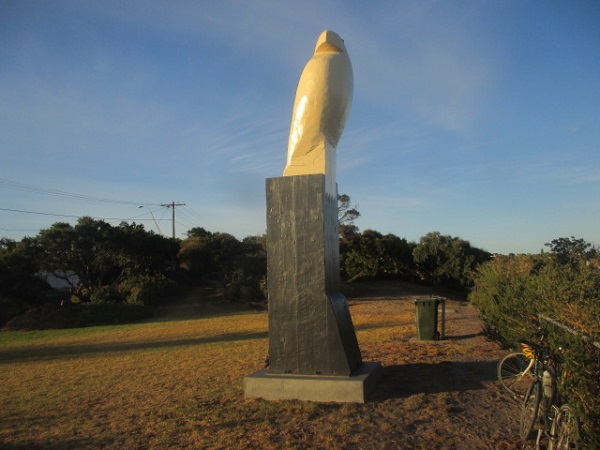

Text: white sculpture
xmin=283 ymin=30 xmax=353 ymax=195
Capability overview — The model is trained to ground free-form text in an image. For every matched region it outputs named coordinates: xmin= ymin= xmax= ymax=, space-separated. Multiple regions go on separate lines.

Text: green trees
xmin=413 ymin=232 xmax=492 ymax=288
xmin=338 ymin=193 xmax=361 ymax=246
xmin=0 ymin=238 xmax=47 ymax=324
xmin=338 ymin=193 xmax=360 ymax=226
xmin=179 ymin=228 xmax=266 ymax=301
xmin=34 ymin=217 xmax=178 ymax=304
xmin=342 ymin=230 xmax=416 ymax=281
xmin=545 ymin=236 xmax=596 ymax=265
xmin=2 ymin=211 xmax=493 ymax=314
xmin=341 ymin=229 xmax=490 ymax=288
xmin=1 ymin=219 xmax=270 ymax=326
xmin=337 ymin=195 xmax=490 ymax=288
xmin=0 ymin=238 xmax=43 ymax=299
xmin=179 ymin=228 xmax=241 ymax=280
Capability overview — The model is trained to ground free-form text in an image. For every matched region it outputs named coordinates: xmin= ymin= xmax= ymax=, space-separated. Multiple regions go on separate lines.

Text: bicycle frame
xmin=521 ymin=356 xmax=535 ymax=377
xmin=519 ymin=339 xmax=579 ymax=449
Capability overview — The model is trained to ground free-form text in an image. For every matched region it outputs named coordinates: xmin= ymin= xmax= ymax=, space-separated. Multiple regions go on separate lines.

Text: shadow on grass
xmin=0 ymin=330 xmax=268 ymax=364
xmin=447 ymin=332 xmax=484 ymax=340
xmin=354 ymin=321 xmax=409 ymax=332
xmin=370 ymin=360 xmax=497 ymax=401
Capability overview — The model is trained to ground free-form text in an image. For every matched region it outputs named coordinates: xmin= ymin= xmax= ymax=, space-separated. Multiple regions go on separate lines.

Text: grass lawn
xmin=0 ymin=286 xmax=518 ymax=449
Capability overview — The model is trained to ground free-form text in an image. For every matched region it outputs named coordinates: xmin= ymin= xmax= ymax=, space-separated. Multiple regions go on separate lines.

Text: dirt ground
xmin=342 ymin=281 xmax=525 ymax=449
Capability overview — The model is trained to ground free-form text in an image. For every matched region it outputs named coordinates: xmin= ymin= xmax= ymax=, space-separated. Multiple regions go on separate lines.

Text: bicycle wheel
xmin=520 ymin=381 xmax=542 ymax=440
xmin=498 ymin=352 xmax=532 ymax=398
xmin=549 ymin=404 xmax=580 ymax=450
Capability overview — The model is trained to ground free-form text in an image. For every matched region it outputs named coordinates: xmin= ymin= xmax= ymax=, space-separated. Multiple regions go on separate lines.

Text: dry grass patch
xmin=1 ymin=288 xmax=521 ymax=449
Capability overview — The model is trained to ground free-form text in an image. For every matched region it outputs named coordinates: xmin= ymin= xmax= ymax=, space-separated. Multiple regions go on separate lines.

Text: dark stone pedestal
xmin=265 ymin=174 xmax=362 ymax=376
xmin=244 ymin=174 xmax=379 ymax=402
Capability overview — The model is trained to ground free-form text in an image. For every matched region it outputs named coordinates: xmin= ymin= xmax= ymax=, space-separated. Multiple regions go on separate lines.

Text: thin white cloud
xmin=83 ymin=0 xmax=494 ymax=136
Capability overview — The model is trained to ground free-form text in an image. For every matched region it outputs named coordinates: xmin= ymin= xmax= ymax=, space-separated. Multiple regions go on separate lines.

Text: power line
xmin=2 ymin=205 xmax=218 ymax=240
xmin=180 ymin=205 xmax=217 ymax=230
xmin=136 ymin=206 xmax=166 ymax=235
xmin=0 ymin=206 xmax=166 ymax=223
xmin=0 ymin=178 xmax=215 ymax=238
xmin=0 ymin=178 xmax=161 ymax=207
xmin=0 ymin=207 xmax=90 ymax=219
xmin=175 ymin=218 xmax=194 ymax=232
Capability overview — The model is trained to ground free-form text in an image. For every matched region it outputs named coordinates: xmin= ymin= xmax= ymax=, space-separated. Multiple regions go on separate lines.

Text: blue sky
xmin=1 ymin=0 xmax=599 ymax=254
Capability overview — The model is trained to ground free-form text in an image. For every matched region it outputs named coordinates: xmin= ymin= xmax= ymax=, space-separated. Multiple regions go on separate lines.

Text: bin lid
xmin=414 ymin=297 xmax=441 ymax=304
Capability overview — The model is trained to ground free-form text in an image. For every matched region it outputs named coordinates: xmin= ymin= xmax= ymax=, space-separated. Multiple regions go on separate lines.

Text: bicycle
xmin=498 ymin=342 xmax=538 ymax=399
xmin=518 ymin=339 xmax=581 ymax=449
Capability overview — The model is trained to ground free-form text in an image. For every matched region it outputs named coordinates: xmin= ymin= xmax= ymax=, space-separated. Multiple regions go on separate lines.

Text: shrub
xmin=2 ymin=303 xmax=75 ymax=330
xmin=74 ymin=303 xmax=153 ymax=327
xmin=1 ymin=302 xmax=153 ymax=330
xmin=468 ymin=254 xmax=541 ymax=345
xmin=0 ymin=296 xmax=28 ymax=327
xmin=118 ymin=273 xmax=175 ymax=306
xmin=469 ymin=254 xmax=600 ymax=448
xmin=89 ymin=285 xmax=121 ymax=304
xmin=223 ymin=269 xmax=266 ymax=302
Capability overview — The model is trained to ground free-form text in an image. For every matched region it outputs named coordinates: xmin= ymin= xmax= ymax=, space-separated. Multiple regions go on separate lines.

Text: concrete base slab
xmin=244 ymin=362 xmax=381 ymax=403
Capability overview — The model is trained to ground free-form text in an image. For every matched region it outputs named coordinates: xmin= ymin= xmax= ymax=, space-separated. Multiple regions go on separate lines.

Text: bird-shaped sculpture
xmin=283 ymin=30 xmax=353 ymax=195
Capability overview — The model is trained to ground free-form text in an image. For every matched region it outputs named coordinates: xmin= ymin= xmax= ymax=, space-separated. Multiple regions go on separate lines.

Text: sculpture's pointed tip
xmin=315 ymin=30 xmax=346 ymax=54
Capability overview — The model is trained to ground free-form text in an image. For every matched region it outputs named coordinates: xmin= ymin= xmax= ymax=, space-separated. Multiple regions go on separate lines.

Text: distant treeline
xmin=0 ymin=215 xmax=495 ymax=320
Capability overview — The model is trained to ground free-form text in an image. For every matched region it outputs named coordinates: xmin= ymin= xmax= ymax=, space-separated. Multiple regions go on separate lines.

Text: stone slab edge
xmin=244 ymin=362 xmax=381 ymax=403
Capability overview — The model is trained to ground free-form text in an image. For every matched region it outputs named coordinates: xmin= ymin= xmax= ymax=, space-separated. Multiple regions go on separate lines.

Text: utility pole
xmin=161 ymin=202 xmax=185 ymax=238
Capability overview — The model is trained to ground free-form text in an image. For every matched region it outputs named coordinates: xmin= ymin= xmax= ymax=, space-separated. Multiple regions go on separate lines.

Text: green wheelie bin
xmin=414 ymin=298 xmax=440 ymax=340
